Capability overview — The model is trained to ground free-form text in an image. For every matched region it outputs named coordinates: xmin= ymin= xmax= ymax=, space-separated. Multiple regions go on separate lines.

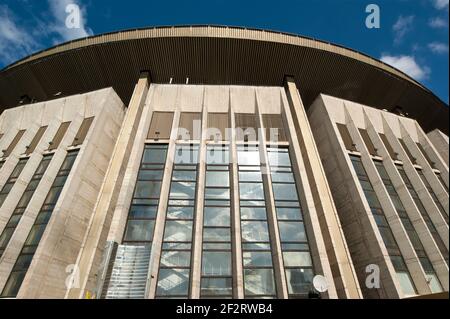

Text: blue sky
xmin=0 ymin=0 xmax=448 ymax=103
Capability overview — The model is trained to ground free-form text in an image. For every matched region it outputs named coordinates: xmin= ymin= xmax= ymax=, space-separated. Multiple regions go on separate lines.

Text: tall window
xmin=238 ymin=145 xmax=276 ymax=298
xmin=374 ymin=161 xmax=442 ymax=293
xmin=0 ymin=155 xmax=53 ymax=257
xmin=123 ymin=145 xmax=168 ymax=245
xmin=435 ymin=173 xmax=449 ymax=194
xmin=1 ymin=150 xmax=78 ymax=298
xmin=201 ymin=145 xmax=233 ymax=298
xmin=416 ymin=169 xmax=448 ymax=224
xmin=0 ymin=158 xmax=29 ymax=208
xmin=155 ymin=145 xmax=199 ymax=298
xmin=350 ymin=155 xmax=416 ymax=297
xmin=397 ymin=165 xmax=448 ymax=266
xmin=267 ymin=147 xmax=314 ymax=298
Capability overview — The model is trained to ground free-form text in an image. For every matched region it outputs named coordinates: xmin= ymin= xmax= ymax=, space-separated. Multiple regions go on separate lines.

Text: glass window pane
xmin=201 ymin=278 xmax=232 ymax=296
xmin=170 ymin=182 xmax=196 ymax=199
xmin=239 ymin=172 xmax=262 ymax=182
xmin=242 ymin=221 xmax=269 ymax=242
xmin=174 ymin=147 xmax=199 ymax=164
xmin=160 ymin=251 xmax=191 ymax=268
xmin=271 ymin=172 xmax=295 ymax=183
xmin=129 ymin=205 xmax=157 ymax=219
xmin=276 ymin=208 xmax=302 ymax=220
xmin=395 ymin=272 xmax=416 ymax=297
xmin=203 ymin=228 xmax=230 ymax=242
xmin=172 ymin=170 xmax=197 ymax=181
xmin=278 ymin=222 xmax=306 ymax=242
xmin=167 ymin=206 xmax=194 ymax=219
xmin=268 ymin=151 xmax=291 ymax=167
xmin=207 ymin=148 xmax=229 ymax=165
xmin=143 ymin=147 xmax=167 ymax=164
xmin=242 ymin=243 xmax=271 ymax=250
xmin=124 ymin=220 xmax=154 ymax=241
xmin=272 ymin=184 xmax=298 ymax=201
xmin=156 ymin=269 xmax=190 ymax=296
xmin=1 ymin=271 xmax=26 ymax=297
xmin=202 ymin=252 xmax=231 ymax=276
xmin=238 ymin=150 xmax=260 ymax=166
xmin=205 ymin=188 xmax=230 ymax=200
xmin=24 ymin=224 xmax=46 ymax=246
xmin=164 ymin=221 xmax=193 ymax=242
xmin=244 ymin=269 xmax=276 ymax=296
xmin=239 ymin=183 xmax=264 ymax=200
xmin=138 ymin=170 xmax=163 ymax=181
xmin=243 ymin=251 xmax=273 ymax=267
xmin=283 ymin=251 xmax=312 ymax=267
xmin=135 ymin=181 xmax=162 ymax=198
xmin=285 ymin=268 xmax=314 ymax=295
xmin=206 ymin=171 xmax=229 ymax=187
xmin=204 ymin=207 xmax=230 ymax=227
xmin=241 ymin=207 xmax=267 ymax=220
xmin=0 ymin=228 xmax=14 ymax=248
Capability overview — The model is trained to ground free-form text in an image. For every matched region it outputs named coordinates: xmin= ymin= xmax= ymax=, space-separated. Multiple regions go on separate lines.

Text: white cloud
xmin=393 ymin=15 xmax=415 ymax=44
xmin=0 ymin=5 xmax=40 ymax=65
xmin=432 ymin=0 xmax=449 ymax=10
xmin=429 ymin=17 xmax=448 ymax=28
xmin=380 ymin=54 xmax=430 ymax=81
xmin=47 ymin=0 xmax=93 ymax=43
xmin=428 ymin=42 xmax=449 ymax=54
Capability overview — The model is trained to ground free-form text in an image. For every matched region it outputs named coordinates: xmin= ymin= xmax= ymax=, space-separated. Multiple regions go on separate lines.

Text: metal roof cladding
xmin=0 ymin=25 xmax=448 ymax=134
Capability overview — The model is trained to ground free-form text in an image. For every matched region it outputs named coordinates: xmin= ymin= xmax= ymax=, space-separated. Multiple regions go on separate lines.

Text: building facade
xmin=0 ymin=26 xmax=448 ymax=299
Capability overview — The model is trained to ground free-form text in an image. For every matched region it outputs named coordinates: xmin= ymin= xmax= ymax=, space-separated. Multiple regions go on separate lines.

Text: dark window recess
xmin=0 ymin=155 xmax=53 ymax=257
xmin=416 ymin=143 xmax=436 ymax=169
xmin=48 ymin=122 xmax=70 ymax=150
xmin=379 ymin=134 xmax=398 ymax=160
xmin=262 ymin=114 xmax=287 ymax=142
xmin=398 ymin=139 xmax=416 ymax=164
xmin=337 ymin=124 xmax=356 ymax=152
xmin=0 ymin=150 xmax=78 ymax=298
xmin=235 ymin=113 xmax=258 ymax=142
xmin=72 ymin=117 xmax=94 ymax=146
xmin=0 ymin=158 xmax=29 ymax=208
xmin=3 ymin=130 xmax=26 ymax=157
xmin=178 ymin=112 xmax=202 ymax=140
xmin=359 ymin=129 xmax=378 ymax=156
xmin=147 ymin=112 xmax=174 ymax=140
xmin=26 ymin=126 xmax=47 ymax=155
xmin=207 ymin=113 xmax=229 ymax=141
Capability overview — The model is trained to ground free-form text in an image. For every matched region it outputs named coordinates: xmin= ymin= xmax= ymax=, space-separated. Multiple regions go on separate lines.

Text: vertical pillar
xmin=65 ymin=72 xmax=150 ymax=299
xmin=284 ymin=77 xmax=362 ymax=299
xmin=147 ymin=110 xmax=180 ymax=298
xmin=255 ymin=91 xmax=289 ymax=299
xmin=190 ymin=94 xmax=208 ymax=299
xmin=229 ymin=95 xmax=245 ymax=299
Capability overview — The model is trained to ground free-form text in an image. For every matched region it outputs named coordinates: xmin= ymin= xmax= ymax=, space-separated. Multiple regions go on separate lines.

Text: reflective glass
xmin=285 ymin=268 xmax=314 ymax=295
xmin=239 ymin=183 xmax=264 ymax=200
xmin=203 ymin=228 xmax=230 ymax=242
xmin=283 ymin=251 xmax=312 ymax=267
xmin=160 ymin=251 xmax=191 ymax=268
xmin=278 ymin=222 xmax=306 ymax=242
xmin=206 ymin=171 xmax=229 ymax=187
xmin=124 ymin=220 xmax=154 ymax=241
xmin=202 ymin=252 xmax=232 ymax=276
xmin=163 ymin=221 xmax=192 ymax=242
xmin=244 ymin=269 xmax=275 ymax=296
xmin=204 ymin=207 xmax=230 ymax=226
xmin=243 ymin=251 xmax=273 ymax=267
xmin=156 ymin=269 xmax=190 ymax=296
xmin=242 ymin=221 xmax=269 ymax=242
xmin=272 ymin=184 xmax=298 ymax=201
xmin=170 ymin=182 xmax=196 ymax=199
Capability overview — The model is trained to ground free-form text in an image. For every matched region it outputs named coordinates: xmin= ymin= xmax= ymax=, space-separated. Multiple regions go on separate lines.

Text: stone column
xmin=284 ymin=77 xmax=362 ymax=299
xmin=65 ymin=72 xmax=150 ymax=299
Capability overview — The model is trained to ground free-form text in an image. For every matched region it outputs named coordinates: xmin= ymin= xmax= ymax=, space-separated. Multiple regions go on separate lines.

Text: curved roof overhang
xmin=0 ymin=25 xmax=448 ymax=133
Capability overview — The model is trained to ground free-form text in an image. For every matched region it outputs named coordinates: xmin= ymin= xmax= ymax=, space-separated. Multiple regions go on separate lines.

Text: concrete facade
xmin=0 ymin=82 xmax=448 ymax=299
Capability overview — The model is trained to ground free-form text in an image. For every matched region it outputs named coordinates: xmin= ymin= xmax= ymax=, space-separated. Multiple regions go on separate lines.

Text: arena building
xmin=0 ymin=26 xmax=447 ymax=299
